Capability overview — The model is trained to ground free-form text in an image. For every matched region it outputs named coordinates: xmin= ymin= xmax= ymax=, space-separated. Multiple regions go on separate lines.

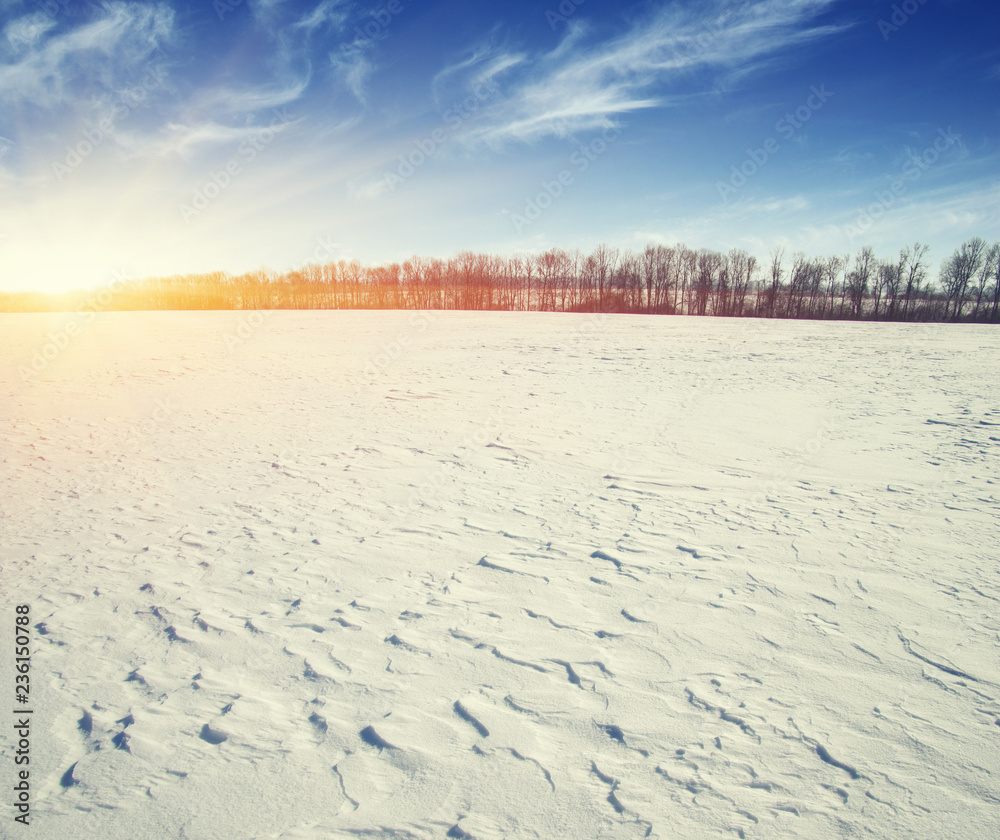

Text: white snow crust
xmin=1 ymin=311 xmax=998 ymax=840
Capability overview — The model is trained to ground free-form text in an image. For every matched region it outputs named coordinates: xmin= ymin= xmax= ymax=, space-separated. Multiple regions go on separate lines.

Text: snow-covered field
xmin=2 ymin=310 xmax=999 ymax=840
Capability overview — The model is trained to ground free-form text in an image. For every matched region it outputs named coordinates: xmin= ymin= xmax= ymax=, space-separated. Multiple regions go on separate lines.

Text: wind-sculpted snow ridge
xmin=1 ymin=312 xmax=998 ymax=839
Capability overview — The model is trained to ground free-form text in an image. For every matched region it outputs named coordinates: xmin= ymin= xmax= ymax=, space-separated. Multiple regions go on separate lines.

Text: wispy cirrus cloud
xmin=190 ymin=76 xmax=311 ymax=117
xmin=445 ymin=0 xmax=848 ymax=147
xmin=725 ymin=195 xmax=813 ymax=217
xmin=1 ymin=0 xmax=348 ymax=165
xmin=236 ymin=0 xmax=355 ymax=104
xmin=114 ymin=114 xmax=299 ymax=160
xmin=0 ymin=2 xmax=174 ymax=108
xmin=293 ymin=0 xmax=350 ymax=33
xmin=3 ymin=14 xmax=58 ymax=53
xmin=431 ymin=40 xmax=525 ymax=107
xmin=116 ymin=1 xmax=335 ymax=159
xmin=330 ymin=48 xmax=374 ymax=104
xmin=247 ymin=0 xmax=287 ymax=24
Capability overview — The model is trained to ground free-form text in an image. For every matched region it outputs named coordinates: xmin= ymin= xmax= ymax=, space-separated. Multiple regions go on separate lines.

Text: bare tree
xmin=987 ymin=243 xmax=1000 ymax=323
xmin=872 ymin=260 xmax=893 ymax=319
xmin=692 ymin=249 xmax=721 ymax=316
xmin=787 ymin=252 xmax=809 ymax=318
xmin=846 ymin=246 xmax=875 ymax=319
xmin=677 ymin=245 xmax=697 ymax=315
xmin=726 ymin=248 xmax=756 ymax=317
xmin=940 ymin=237 xmax=989 ymax=320
xmin=652 ymin=245 xmax=676 ymax=312
xmin=822 ymin=255 xmax=845 ymax=319
xmin=641 ymin=245 xmax=660 ymax=311
xmin=562 ymin=248 xmax=582 ymax=310
xmin=588 ymin=244 xmax=619 ymax=309
xmin=971 ymin=242 xmax=998 ymax=321
xmin=614 ymin=251 xmax=642 ymax=311
xmin=765 ymin=247 xmax=785 ymax=318
xmin=538 ymin=250 xmax=568 ymax=311
xmin=900 ymin=243 xmax=929 ymax=321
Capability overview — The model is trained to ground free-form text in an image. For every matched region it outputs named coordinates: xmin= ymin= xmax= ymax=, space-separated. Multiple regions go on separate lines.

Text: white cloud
xmin=432 ymin=43 xmax=526 ymax=106
xmin=294 ymin=0 xmax=349 ymax=33
xmin=115 ymin=115 xmax=298 ymax=159
xmin=351 ymin=175 xmax=392 ymax=200
xmin=0 ymin=3 xmax=174 ymax=107
xmin=3 ymin=14 xmax=58 ymax=53
xmin=249 ymin=0 xmax=287 ymax=22
xmin=830 ymin=146 xmax=876 ymax=172
xmin=447 ymin=0 xmax=848 ymax=147
xmin=331 ymin=48 xmax=374 ymax=104
xmin=179 ymin=2 xmax=337 ymax=131
xmin=725 ymin=195 xmax=812 ymax=216
xmin=192 ymin=76 xmax=311 ymax=116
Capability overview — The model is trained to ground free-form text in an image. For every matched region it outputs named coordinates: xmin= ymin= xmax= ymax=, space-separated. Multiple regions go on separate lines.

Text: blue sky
xmin=0 ymin=0 xmax=997 ymax=292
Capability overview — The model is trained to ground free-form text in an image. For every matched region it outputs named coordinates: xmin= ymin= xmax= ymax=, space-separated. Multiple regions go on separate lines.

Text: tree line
xmin=4 ymin=237 xmax=999 ymax=322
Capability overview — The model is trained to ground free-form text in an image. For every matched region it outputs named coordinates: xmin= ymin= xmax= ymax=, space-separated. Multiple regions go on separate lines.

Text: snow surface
xmin=2 ymin=310 xmax=999 ymax=840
